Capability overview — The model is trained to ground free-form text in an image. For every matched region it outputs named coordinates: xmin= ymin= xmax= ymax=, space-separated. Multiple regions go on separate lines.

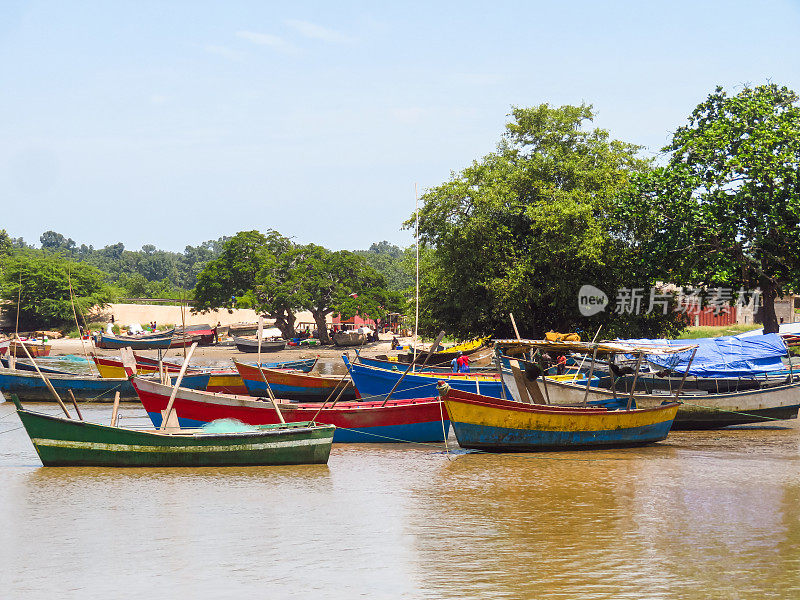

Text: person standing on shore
xmin=451 ymin=352 xmax=461 ymax=373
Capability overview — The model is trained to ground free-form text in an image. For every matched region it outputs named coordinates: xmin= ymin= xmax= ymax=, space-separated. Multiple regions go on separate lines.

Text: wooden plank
xmin=111 ymin=391 xmax=120 ymax=426
xmin=161 ymin=342 xmax=198 ymax=430
xmin=509 ymin=360 xmax=532 ymax=404
xmin=119 ymin=347 xmax=137 ymax=376
xmin=68 ymin=390 xmax=83 ymax=420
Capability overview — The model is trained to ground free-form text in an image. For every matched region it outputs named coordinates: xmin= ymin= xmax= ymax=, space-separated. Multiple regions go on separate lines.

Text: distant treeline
xmin=2 ymin=229 xmax=412 ymax=298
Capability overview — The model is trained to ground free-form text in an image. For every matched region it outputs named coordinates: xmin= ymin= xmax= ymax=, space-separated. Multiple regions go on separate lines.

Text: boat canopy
xmin=618 ymin=334 xmax=788 ymax=377
xmin=494 ymin=339 xmax=697 ymax=356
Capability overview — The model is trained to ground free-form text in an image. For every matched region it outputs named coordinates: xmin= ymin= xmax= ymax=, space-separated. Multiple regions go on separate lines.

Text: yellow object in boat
xmin=544 ymin=331 xmax=581 ymax=342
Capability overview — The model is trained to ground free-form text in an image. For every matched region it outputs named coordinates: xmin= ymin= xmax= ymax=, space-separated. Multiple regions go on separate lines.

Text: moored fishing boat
xmin=9 ymin=394 xmax=334 ymax=467
xmin=333 ymin=330 xmax=368 ymax=347
xmin=93 ymin=354 xmax=316 ymax=378
xmin=0 ymin=369 xmax=137 ymax=402
xmin=234 ymin=360 xmax=356 ymax=401
xmin=439 ymin=384 xmax=679 ymax=451
xmin=356 ymin=355 xmax=497 ymax=374
xmin=95 ymin=331 xmax=173 ymax=350
xmin=234 ymin=336 xmax=287 ymax=353
xmin=343 ymin=355 xmax=509 ymax=400
xmin=496 ymin=337 xmax=800 ymax=429
xmin=2 ymin=339 xmax=52 ymax=358
xmin=1 ymin=356 xmax=75 ymax=375
xmin=132 ymin=377 xmax=449 ymax=443
xmin=378 ymin=338 xmax=488 ymax=366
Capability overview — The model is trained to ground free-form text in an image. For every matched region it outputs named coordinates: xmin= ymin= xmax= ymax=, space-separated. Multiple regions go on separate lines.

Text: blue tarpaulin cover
xmin=617 ymin=334 xmax=788 ymax=378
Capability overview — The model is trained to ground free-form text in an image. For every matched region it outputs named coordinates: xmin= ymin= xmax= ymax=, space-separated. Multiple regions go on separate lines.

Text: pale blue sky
xmin=2 ymin=0 xmax=799 ymax=252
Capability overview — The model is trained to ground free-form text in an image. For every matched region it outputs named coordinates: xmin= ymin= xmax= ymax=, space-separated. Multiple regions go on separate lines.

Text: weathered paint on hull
xmin=235 ymin=361 xmax=356 ymax=401
xmin=97 ymin=334 xmax=173 ymax=350
xmin=0 ymin=371 xmax=136 ymax=402
xmin=450 ymin=420 xmax=674 ymax=451
xmin=443 ymin=387 xmax=678 ymax=452
xmin=15 ymin=405 xmax=334 ymax=467
xmin=344 ymin=356 xmax=508 ymax=401
xmin=510 ymin=374 xmax=800 ymax=429
xmin=146 ymin=411 xmax=446 ymax=443
xmin=133 ymin=377 xmax=449 ymax=443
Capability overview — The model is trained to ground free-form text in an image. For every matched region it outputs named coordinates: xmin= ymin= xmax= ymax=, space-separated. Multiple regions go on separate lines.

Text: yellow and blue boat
xmin=439 ymin=385 xmax=679 ymax=451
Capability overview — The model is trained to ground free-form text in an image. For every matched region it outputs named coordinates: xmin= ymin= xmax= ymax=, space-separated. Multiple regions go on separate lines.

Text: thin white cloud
xmin=236 ymin=30 xmax=295 ymax=53
xmin=285 ymin=19 xmax=353 ymax=43
xmin=205 ymin=44 xmax=245 ymax=60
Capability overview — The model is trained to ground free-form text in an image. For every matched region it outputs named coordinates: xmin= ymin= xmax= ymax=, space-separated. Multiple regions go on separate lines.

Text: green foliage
xmin=261 ymin=244 xmax=402 ymax=343
xmin=411 ymin=103 xmax=686 ymax=339
xmin=117 ymin=273 xmax=186 ymax=299
xmin=194 ymin=230 xmax=291 ymax=311
xmin=8 ymin=230 xmax=229 ymax=293
xmin=0 ymin=251 xmax=114 ymax=331
xmin=354 ymin=241 xmax=414 ymax=293
xmin=622 ymin=83 xmax=800 ymax=333
xmin=0 ymin=229 xmax=11 ymax=256
xmin=194 ymin=232 xmax=405 ymax=340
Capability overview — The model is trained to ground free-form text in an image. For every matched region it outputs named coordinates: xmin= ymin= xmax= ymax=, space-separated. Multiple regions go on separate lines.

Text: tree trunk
xmin=760 ymin=279 xmax=780 ymax=334
xmin=312 ymin=309 xmax=331 ymax=344
xmin=272 ymin=311 xmax=297 ymax=340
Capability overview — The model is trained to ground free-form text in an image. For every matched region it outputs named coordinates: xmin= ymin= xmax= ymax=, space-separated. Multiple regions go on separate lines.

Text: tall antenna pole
xmin=412 ymin=183 xmax=420 ymax=372
xmin=15 ymin=272 xmax=22 ymax=338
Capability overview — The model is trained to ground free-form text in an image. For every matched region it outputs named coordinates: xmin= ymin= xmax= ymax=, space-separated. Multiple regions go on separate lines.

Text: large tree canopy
xmin=621 ymin=83 xmax=800 ymax=333
xmin=256 ymin=244 xmax=403 ymax=343
xmin=0 ymin=251 xmax=113 ymax=331
xmin=192 ymin=230 xmax=297 ymax=336
xmin=412 ymin=103 xmax=685 ymax=339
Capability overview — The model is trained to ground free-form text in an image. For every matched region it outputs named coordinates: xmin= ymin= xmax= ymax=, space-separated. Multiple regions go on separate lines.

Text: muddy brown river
xmin=0 ymin=402 xmax=798 ymax=599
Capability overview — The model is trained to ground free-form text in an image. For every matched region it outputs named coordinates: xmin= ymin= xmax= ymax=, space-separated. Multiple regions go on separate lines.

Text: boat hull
xmin=442 ymin=387 xmax=678 ymax=452
xmin=133 ymin=377 xmax=449 ymax=443
xmin=234 ymin=337 xmax=287 ymax=353
xmin=508 ymin=374 xmax=800 ymax=429
xmin=13 ymin=403 xmax=334 ymax=467
xmin=357 ymin=355 xmax=496 ymax=373
xmin=96 ymin=333 xmax=173 ymax=350
xmin=235 ymin=360 xmax=356 ymax=401
xmin=3 ymin=341 xmax=52 ymax=358
xmin=93 ymin=355 xmax=316 ymax=395
xmin=344 ymin=356 xmax=508 ymax=401
xmin=0 ymin=370 xmax=136 ymax=402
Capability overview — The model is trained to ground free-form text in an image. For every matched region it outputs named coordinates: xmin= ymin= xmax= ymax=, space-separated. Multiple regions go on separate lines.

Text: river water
xmin=0 ymin=402 xmax=798 ymax=599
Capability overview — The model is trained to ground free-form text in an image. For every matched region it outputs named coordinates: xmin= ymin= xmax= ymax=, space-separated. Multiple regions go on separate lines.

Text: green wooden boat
xmin=9 ymin=395 xmax=335 ymax=467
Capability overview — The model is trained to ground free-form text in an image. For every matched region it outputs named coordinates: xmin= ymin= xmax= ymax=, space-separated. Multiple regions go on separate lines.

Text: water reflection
xmin=0 ymin=404 xmax=798 ymax=599
xmin=412 ymin=429 xmax=800 ymax=600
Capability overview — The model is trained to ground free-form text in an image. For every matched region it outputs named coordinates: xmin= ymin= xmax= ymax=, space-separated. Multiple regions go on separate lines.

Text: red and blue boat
xmin=132 ymin=377 xmax=449 ymax=443
xmin=234 ymin=360 xmax=357 ymax=401
xmin=343 ymin=355 xmax=509 ymax=401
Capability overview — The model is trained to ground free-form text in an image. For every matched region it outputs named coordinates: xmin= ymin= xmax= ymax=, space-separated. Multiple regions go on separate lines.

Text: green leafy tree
xmin=0 ymin=251 xmax=113 ymax=330
xmin=193 ymin=230 xmax=296 ymax=336
xmin=411 ymin=103 xmax=685 ymax=339
xmin=0 ymin=229 xmax=11 ymax=256
xmin=40 ymin=230 xmax=76 ymax=255
xmin=355 ymin=241 xmax=414 ymax=293
xmin=269 ymin=245 xmax=395 ymax=343
xmin=622 ymin=84 xmax=800 ymax=333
